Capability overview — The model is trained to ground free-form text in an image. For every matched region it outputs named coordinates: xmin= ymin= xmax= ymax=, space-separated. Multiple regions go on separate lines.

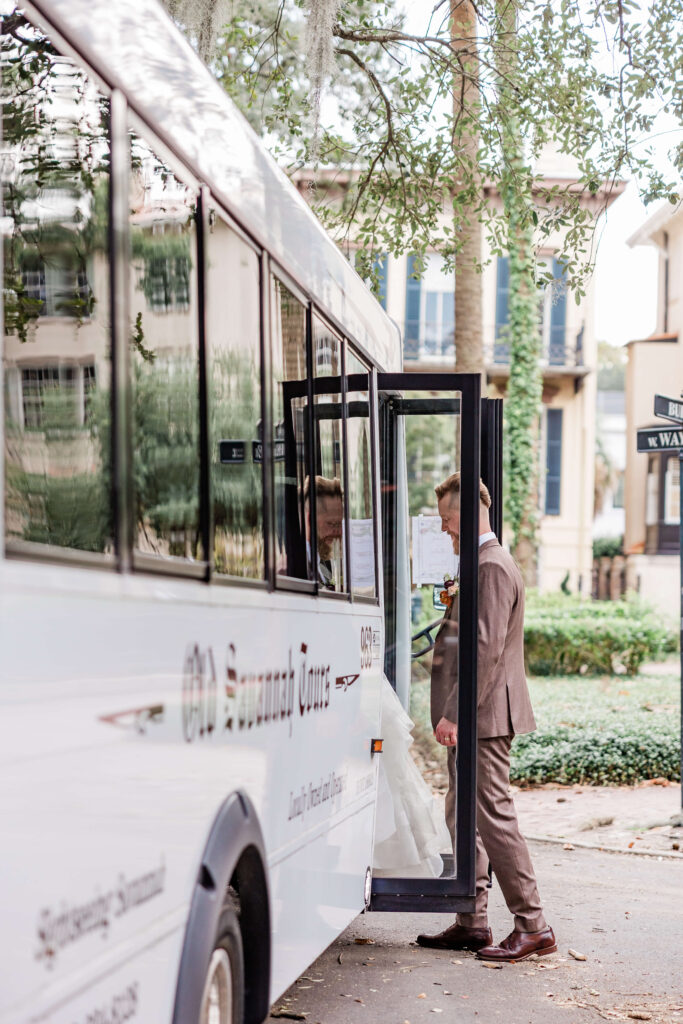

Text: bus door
xmin=370 ymin=372 xmax=502 ymax=912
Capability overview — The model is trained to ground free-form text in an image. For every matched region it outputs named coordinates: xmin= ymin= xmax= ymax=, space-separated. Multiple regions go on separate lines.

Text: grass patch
xmin=409 ymin=665 xmax=681 ymax=786
xmin=511 ymin=669 xmax=680 ymax=785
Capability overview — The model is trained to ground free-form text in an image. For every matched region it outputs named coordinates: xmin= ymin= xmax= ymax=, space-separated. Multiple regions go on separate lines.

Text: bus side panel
xmin=268 ymin=801 xmax=376 ymax=1002
xmin=0 ymin=563 xmax=383 ymax=1022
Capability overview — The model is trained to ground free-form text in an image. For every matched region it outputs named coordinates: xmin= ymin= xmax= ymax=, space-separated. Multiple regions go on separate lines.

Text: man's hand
xmin=435 ymin=716 xmax=458 ymax=747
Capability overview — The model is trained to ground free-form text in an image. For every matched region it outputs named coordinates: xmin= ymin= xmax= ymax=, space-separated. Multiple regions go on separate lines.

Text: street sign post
xmin=641 ymin=393 xmax=683 ymax=818
xmin=636 ymin=426 xmax=683 ymax=453
xmin=654 ymin=394 xmax=683 ymax=425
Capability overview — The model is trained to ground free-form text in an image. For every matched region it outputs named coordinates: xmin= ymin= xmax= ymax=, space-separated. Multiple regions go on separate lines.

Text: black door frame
xmin=371 ymin=372 xmax=482 ymax=913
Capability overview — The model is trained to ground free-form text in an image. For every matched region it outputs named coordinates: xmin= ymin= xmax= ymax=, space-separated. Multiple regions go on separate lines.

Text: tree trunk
xmin=451 ymin=0 xmax=483 ymax=375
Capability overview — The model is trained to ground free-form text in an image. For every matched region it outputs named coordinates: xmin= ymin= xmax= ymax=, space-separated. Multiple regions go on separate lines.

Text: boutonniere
xmin=439 ymin=573 xmax=459 ymax=609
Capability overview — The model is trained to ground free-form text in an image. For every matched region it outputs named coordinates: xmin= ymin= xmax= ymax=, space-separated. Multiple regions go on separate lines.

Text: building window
xmin=494 ymin=256 xmax=567 ymax=365
xmin=404 ymin=253 xmax=454 ymax=360
xmin=19 ymin=364 xmax=95 ymax=430
xmin=19 ymin=261 xmax=91 ymax=318
xmin=545 ymin=408 xmax=562 ymax=515
xmin=664 ymin=456 xmax=680 ymax=525
xmin=139 ymin=250 xmax=191 ymax=313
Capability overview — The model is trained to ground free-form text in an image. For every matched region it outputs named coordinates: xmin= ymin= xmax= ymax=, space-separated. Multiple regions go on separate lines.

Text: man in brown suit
xmin=417 ymin=472 xmax=556 ymax=963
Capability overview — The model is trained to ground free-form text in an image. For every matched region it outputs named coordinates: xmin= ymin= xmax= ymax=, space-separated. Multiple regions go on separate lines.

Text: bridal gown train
xmin=372 ymin=677 xmax=452 ymax=878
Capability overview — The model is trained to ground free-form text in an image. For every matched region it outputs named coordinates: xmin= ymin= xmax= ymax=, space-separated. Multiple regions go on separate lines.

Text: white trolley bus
xmin=0 ymin=2 xmax=491 ymax=1021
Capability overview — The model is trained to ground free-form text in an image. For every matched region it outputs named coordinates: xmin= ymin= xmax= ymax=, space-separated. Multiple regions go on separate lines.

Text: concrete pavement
xmin=269 ymin=840 xmax=683 ymax=1024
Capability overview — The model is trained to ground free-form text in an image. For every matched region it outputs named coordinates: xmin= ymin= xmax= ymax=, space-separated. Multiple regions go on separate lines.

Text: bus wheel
xmin=199 ymin=908 xmax=245 ymax=1024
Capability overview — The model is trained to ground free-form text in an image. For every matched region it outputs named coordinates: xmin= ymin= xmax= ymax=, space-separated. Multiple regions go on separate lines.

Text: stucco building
xmin=624 ymin=204 xmax=683 ymax=612
xmin=296 ymin=151 xmax=624 ymax=593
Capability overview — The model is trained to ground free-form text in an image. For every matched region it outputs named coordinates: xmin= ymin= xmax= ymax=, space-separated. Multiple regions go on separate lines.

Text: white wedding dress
xmin=372 ymin=677 xmax=452 ymax=878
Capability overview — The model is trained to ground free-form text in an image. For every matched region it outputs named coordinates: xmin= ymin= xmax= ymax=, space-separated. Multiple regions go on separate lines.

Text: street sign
xmin=636 ymin=426 xmax=683 ymax=453
xmin=654 ymin=394 xmax=683 ymax=424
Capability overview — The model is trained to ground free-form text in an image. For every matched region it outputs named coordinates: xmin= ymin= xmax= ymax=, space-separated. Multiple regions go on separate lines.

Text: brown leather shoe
xmin=416 ymin=923 xmax=493 ymax=951
xmin=476 ymin=926 xmax=557 ymax=963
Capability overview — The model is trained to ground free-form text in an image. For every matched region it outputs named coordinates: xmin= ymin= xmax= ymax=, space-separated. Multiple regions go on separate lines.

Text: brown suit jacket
xmin=430 ymin=539 xmax=536 ymax=739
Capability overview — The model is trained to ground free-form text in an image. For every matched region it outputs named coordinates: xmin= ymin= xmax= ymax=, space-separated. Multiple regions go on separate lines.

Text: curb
xmin=524 ymin=832 xmax=683 ymax=860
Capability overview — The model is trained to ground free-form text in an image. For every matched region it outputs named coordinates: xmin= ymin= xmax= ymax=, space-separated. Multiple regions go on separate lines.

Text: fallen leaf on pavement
xmin=354 ymin=938 xmax=374 ymax=945
xmin=271 ymin=1011 xmax=308 ymax=1021
xmin=417 ymin=993 xmax=426 ymax=999
xmin=627 ymin=1014 xmax=652 ymax=1021
xmin=338 ymin=953 xmax=343 ymax=964
xmin=481 ymin=962 xmax=503 ymax=970
xmin=563 ymin=843 xmax=575 ymax=850
xmin=568 ymin=949 xmax=587 ymax=961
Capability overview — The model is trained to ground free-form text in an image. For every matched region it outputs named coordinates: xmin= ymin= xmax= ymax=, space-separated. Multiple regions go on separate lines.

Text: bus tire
xmin=199 ymin=907 xmax=245 ymax=1024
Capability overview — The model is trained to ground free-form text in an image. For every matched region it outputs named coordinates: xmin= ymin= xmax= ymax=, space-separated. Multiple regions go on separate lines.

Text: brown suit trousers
xmin=431 ymin=540 xmax=545 ymax=932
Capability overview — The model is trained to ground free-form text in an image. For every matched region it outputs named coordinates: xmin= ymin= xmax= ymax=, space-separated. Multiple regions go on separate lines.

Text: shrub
xmin=592 ymin=535 xmax=624 ymax=559
xmin=511 ymin=721 xmax=679 ymax=786
xmin=524 ymin=593 xmax=676 ymax=675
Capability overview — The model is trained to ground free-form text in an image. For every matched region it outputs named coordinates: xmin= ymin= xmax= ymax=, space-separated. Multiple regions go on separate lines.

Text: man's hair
xmin=304 ymin=475 xmax=343 ymax=502
xmin=435 ymin=471 xmax=491 ymax=509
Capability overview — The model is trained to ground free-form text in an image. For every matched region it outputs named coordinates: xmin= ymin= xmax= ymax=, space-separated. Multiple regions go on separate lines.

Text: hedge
xmin=510 ymin=721 xmax=679 ymax=786
xmin=523 ymin=594 xmax=677 ymax=676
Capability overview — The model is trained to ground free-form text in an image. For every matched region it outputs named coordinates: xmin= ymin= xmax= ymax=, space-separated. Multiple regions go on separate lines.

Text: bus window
xmin=311 ymin=317 xmax=345 ymax=593
xmin=207 ymin=212 xmax=264 ymax=580
xmin=270 ymin=277 xmax=311 ymax=583
xmin=128 ymin=130 xmax=202 ymax=565
xmin=2 ymin=14 xmax=113 ymax=557
xmin=346 ymin=349 xmax=377 ymax=599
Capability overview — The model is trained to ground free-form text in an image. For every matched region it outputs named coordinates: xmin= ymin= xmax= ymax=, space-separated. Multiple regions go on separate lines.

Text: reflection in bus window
xmin=271 ymin=278 xmax=311 ymax=582
xmin=129 ymin=133 xmax=201 ymax=561
xmin=207 ymin=213 xmax=264 ymax=578
xmin=346 ymin=350 xmax=376 ymax=598
xmin=2 ymin=14 xmax=113 ymax=554
xmin=312 ymin=317 xmax=345 ymax=592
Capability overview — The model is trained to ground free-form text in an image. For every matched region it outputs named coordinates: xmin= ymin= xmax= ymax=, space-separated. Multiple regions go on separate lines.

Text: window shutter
xmin=549 ymin=258 xmax=567 ymax=365
xmin=375 ymin=254 xmax=388 ymax=310
xmin=404 ymin=254 xmax=421 ymax=357
xmin=494 ymin=256 xmax=510 ymax=362
xmin=545 ymin=408 xmax=563 ymax=515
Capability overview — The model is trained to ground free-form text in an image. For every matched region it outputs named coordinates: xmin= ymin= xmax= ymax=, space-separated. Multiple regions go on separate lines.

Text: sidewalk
xmin=514 ymin=782 xmax=683 ymax=857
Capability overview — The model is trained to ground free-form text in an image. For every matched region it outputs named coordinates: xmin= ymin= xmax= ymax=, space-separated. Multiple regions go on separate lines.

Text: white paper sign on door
xmin=411 ymin=514 xmax=459 ymax=585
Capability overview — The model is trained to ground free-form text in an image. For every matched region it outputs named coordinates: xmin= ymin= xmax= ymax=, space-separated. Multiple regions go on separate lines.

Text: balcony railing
xmin=485 ymin=328 xmax=584 ymax=370
xmin=403 ymin=320 xmax=454 ymax=362
xmin=403 ymin=325 xmax=585 ymax=371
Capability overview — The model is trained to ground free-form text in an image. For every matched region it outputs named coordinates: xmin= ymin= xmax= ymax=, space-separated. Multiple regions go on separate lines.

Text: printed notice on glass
xmin=349 ymin=518 xmax=375 ymax=590
xmin=411 ymin=515 xmax=458 ymax=585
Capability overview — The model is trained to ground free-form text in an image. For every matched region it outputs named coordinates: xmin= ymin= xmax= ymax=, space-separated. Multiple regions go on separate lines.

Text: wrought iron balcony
xmin=402 ymin=325 xmax=586 ymax=376
xmin=485 ymin=326 xmax=584 ymax=371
